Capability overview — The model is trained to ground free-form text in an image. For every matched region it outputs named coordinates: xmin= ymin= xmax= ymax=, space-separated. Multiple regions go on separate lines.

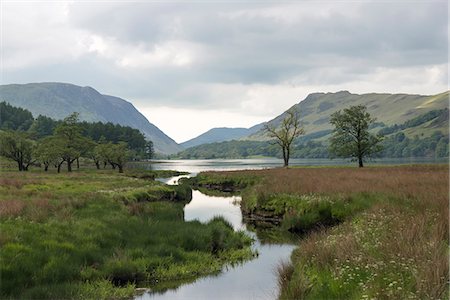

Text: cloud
xmin=2 ymin=1 xmax=448 ymax=141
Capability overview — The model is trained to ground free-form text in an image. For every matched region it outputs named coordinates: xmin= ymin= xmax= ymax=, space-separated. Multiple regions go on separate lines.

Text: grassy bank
xmin=0 ymin=168 xmax=253 ymax=299
xmin=192 ymin=165 xmax=449 ymax=299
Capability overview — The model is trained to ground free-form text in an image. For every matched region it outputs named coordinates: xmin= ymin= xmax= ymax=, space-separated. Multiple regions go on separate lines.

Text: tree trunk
xmin=67 ymin=160 xmax=72 ymax=172
xmin=95 ymin=161 xmax=100 ymax=169
xmin=44 ymin=164 xmax=49 ymax=172
xmin=118 ymin=164 xmax=124 ymax=173
xmin=282 ymin=147 xmax=288 ymax=167
xmin=110 ymin=163 xmax=116 ymax=169
xmin=358 ymin=156 xmax=364 ymax=168
xmin=76 ymin=158 xmax=80 ymax=169
xmin=58 ymin=161 xmax=64 ymax=173
xmin=17 ymin=161 xmax=23 ymax=171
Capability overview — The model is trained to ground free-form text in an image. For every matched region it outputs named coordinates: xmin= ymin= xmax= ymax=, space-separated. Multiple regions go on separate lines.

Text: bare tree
xmin=264 ymin=108 xmax=304 ymax=167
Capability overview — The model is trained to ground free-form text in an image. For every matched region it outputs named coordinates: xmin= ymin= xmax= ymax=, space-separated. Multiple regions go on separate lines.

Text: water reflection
xmin=136 ymin=189 xmax=296 ymax=300
xmin=131 ymin=157 xmax=444 ymax=174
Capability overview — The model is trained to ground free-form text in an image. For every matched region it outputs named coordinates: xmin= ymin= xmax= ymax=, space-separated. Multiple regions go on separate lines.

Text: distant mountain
xmin=248 ymin=90 xmax=449 ymax=140
xmin=181 ymin=124 xmax=263 ymax=148
xmin=0 ymin=82 xmax=183 ymax=154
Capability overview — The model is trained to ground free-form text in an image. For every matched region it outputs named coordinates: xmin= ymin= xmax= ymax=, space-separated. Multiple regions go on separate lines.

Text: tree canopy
xmin=329 ymin=105 xmax=383 ymax=167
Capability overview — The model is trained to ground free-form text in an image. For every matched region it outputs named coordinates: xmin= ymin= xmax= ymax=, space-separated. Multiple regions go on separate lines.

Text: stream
xmin=136 ymin=174 xmax=296 ymax=300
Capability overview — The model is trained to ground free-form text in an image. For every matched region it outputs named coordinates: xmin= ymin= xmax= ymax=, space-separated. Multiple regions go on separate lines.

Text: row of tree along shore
xmin=0 ymin=101 xmax=153 ymax=172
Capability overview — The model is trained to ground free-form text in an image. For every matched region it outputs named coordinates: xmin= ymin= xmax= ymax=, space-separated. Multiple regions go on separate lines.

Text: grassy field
xmin=192 ymin=165 xmax=449 ymax=299
xmin=0 ymin=165 xmax=253 ymax=299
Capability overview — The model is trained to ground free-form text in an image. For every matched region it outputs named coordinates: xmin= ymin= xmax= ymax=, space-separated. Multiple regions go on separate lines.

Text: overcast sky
xmin=2 ymin=0 xmax=448 ymax=143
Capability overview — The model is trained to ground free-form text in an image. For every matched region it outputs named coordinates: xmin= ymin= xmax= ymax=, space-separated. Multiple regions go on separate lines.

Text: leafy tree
xmin=0 ymin=131 xmax=35 ymax=171
xmin=107 ymin=142 xmax=129 ymax=173
xmin=0 ymin=102 xmax=34 ymax=131
xmin=35 ymin=136 xmax=64 ymax=171
xmin=329 ymin=105 xmax=383 ymax=167
xmin=29 ymin=115 xmax=59 ymax=139
xmin=143 ymin=140 xmax=154 ymax=159
xmin=53 ymin=112 xmax=86 ymax=172
xmin=265 ymin=108 xmax=304 ymax=167
xmin=95 ymin=142 xmax=129 ymax=173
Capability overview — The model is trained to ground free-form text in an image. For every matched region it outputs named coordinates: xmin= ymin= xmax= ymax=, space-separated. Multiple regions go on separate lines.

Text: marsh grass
xmin=0 ymin=169 xmax=254 ymax=299
xmin=197 ymin=165 xmax=449 ymax=299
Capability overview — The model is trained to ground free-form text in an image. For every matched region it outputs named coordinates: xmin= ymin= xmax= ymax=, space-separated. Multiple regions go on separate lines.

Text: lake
xmin=131 ymin=157 xmax=445 ymax=175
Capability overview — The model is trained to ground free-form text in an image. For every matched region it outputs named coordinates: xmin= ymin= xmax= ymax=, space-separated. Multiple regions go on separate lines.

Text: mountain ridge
xmin=246 ymin=90 xmax=449 ymax=141
xmin=181 ymin=124 xmax=264 ymax=148
xmin=0 ymin=82 xmax=183 ymax=154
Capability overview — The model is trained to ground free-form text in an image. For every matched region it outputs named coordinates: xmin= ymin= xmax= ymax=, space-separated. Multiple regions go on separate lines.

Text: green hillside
xmin=0 ymin=83 xmax=183 ymax=154
xmin=175 ymin=91 xmax=449 ymax=159
xmin=247 ymin=90 xmax=449 ymax=141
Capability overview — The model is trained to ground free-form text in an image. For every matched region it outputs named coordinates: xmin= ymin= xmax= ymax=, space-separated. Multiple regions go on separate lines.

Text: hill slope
xmin=248 ymin=90 xmax=449 ymax=140
xmin=181 ymin=124 xmax=263 ymax=148
xmin=0 ymin=82 xmax=183 ymax=154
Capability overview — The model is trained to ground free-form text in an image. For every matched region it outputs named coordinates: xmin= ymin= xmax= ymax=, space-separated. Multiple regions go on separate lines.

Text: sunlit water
xmin=135 ymin=190 xmax=295 ymax=300
xmin=131 ymin=157 xmax=444 ymax=175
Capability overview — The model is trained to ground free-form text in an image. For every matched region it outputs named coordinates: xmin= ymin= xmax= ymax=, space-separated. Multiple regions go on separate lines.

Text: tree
xmin=95 ymin=142 xmax=129 ymax=173
xmin=329 ymin=105 xmax=383 ymax=167
xmin=143 ymin=140 xmax=154 ymax=159
xmin=264 ymin=108 xmax=304 ymax=167
xmin=108 ymin=142 xmax=129 ymax=173
xmin=0 ymin=102 xmax=34 ymax=131
xmin=35 ymin=136 xmax=63 ymax=171
xmin=0 ymin=131 xmax=35 ymax=171
xmin=53 ymin=112 xmax=85 ymax=172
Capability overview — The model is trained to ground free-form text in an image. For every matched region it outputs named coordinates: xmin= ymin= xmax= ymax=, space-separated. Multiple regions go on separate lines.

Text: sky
xmin=1 ymin=0 xmax=448 ymax=143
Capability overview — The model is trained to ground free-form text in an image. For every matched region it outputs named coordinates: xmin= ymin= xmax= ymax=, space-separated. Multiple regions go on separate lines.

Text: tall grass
xmin=197 ymin=165 xmax=449 ymax=299
xmin=0 ymin=169 xmax=254 ymax=299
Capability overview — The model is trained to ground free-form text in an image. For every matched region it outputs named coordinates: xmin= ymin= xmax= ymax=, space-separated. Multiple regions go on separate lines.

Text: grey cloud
xmin=3 ymin=1 xmax=447 ymax=112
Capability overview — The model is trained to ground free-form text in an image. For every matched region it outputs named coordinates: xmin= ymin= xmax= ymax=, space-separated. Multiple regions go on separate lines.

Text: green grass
xmin=0 ymin=168 xmax=254 ymax=299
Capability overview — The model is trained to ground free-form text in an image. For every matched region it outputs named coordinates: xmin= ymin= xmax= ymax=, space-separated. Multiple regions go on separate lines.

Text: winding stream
xmin=136 ymin=175 xmax=296 ymax=300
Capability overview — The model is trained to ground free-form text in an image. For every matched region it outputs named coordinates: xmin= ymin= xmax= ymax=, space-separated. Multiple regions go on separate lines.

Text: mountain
xmin=0 ymin=82 xmax=183 ymax=154
xmin=174 ymin=90 xmax=449 ymax=159
xmin=181 ymin=124 xmax=263 ymax=148
xmin=247 ymin=90 xmax=449 ymax=140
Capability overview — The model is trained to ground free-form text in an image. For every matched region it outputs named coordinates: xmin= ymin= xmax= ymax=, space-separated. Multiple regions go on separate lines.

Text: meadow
xmin=0 ymin=163 xmax=253 ymax=299
xmin=192 ymin=165 xmax=449 ymax=299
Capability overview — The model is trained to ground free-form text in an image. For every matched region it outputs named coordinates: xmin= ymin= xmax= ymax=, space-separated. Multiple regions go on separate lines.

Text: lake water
xmin=131 ymin=157 xmax=445 ymax=175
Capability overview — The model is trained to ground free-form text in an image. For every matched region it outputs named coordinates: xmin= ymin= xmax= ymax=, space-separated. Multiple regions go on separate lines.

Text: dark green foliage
xmin=0 ymin=101 xmax=34 ymax=131
xmin=29 ymin=115 xmax=58 ymax=139
xmin=380 ymin=131 xmax=449 ymax=158
xmin=175 ymin=140 xmax=280 ymax=159
xmin=80 ymin=121 xmax=147 ymax=152
xmin=378 ymin=109 xmax=448 ymax=136
xmin=329 ymin=105 xmax=383 ymax=167
xmin=0 ymin=131 xmax=35 ymax=171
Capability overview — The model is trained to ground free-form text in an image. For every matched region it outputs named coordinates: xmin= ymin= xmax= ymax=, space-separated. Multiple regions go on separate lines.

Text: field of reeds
xmin=194 ymin=165 xmax=449 ymax=299
xmin=0 ymin=166 xmax=253 ymax=299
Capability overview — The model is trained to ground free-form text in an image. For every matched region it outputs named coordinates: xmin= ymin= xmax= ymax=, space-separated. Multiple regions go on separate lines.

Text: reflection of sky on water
xmin=185 ymin=190 xmax=244 ymax=231
xmin=134 ymin=157 xmax=443 ymax=175
xmin=136 ymin=189 xmax=295 ymax=300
